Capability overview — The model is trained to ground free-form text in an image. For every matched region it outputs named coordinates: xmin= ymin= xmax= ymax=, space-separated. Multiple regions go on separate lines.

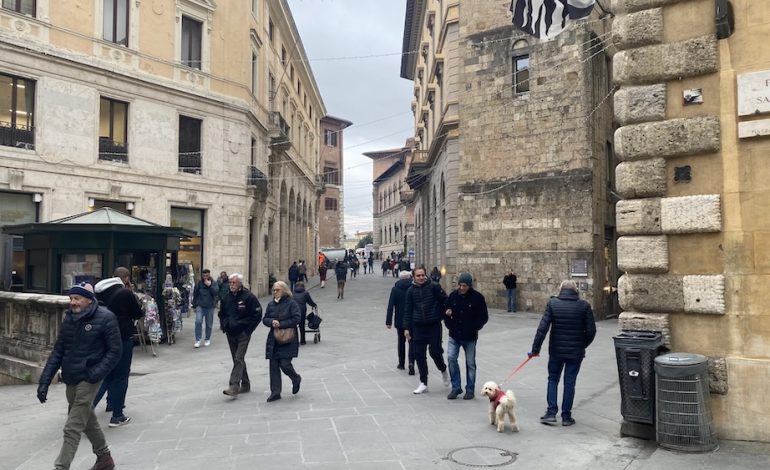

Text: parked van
xmin=320 ymin=248 xmax=348 ymax=267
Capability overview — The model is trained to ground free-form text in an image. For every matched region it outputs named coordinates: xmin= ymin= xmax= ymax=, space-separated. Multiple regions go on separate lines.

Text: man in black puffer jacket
xmin=37 ymin=282 xmax=122 ymax=470
xmin=386 ymin=271 xmax=414 ymax=374
xmin=403 ymin=266 xmax=449 ymax=394
xmin=529 ymin=280 xmax=596 ymax=427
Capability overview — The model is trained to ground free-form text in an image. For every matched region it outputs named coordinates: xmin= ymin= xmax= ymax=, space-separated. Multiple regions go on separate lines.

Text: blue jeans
xmin=546 ymin=356 xmax=583 ymax=418
xmin=447 ymin=337 xmax=477 ymax=393
xmin=93 ymin=337 xmax=133 ymax=419
xmin=195 ymin=306 xmax=215 ymax=341
xmin=507 ymin=288 xmax=517 ymax=312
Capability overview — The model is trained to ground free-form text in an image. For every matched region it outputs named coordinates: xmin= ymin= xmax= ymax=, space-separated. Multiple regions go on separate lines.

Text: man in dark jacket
xmin=444 ymin=272 xmax=488 ymax=400
xmin=92 ymin=267 xmax=143 ymax=428
xmin=37 ymin=282 xmax=122 ymax=470
xmin=386 ymin=271 xmax=415 ymax=375
xmin=288 ymin=261 xmax=300 ymax=291
xmin=403 ymin=266 xmax=450 ymax=394
xmin=503 ymin=270 xmax=517 ymax=312
xmin=192 ymin=268 xmax=219 ymax=348
xmin=292 ymin=281 xmax=317 ymax=345
xmin=218 ymin=273 xmax=263 ymax=397
xmin=529 ymin=280 xmax=596 ymax=426
xmin=334 ymin=260 xmax=348 ymax=299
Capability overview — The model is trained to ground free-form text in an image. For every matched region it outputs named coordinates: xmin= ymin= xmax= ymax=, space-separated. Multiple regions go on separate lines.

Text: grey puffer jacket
xmin=39 ymin=302 xmax=122 ymax=386
xmin=531 ymin=289 xmax=596 ymax=359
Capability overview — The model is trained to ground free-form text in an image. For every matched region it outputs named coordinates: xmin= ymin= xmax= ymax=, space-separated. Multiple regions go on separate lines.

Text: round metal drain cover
xmin=444 ymin=446 xmax=518 ymax=467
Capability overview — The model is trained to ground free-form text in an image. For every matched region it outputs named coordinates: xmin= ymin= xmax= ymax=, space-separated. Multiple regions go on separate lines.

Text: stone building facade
xmin=318 ymin=115 xmax=351 ymax=249
xmin=0 ymin=0 xmax=327 ymax=296
xmin=401 ymin=1 xmax=616 ymax=316
xmin=612 ymin=0 xmax=770 ymax=441
xmin=365 ymin=142 xmax=415 ymax=261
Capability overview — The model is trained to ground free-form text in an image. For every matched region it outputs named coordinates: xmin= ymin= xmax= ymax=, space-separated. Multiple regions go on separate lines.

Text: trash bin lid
xmin=654 ymin=352 xmax=708 ymax=367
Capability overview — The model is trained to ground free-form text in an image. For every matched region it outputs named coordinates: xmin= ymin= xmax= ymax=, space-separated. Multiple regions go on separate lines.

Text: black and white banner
xmin=510 ymin=0 xmax=595 ymax=39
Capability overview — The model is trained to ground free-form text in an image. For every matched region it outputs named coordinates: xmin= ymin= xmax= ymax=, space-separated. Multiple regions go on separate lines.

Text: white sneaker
xmin=204 ymin=340 xmax=211 ymax=347
xmin=413 ymin=383 xmax=428 ymax=394
xmin=442 ymin=369 xmax=450 ymax=387
xmin=194 ymin=341 xmax=201 ymax=348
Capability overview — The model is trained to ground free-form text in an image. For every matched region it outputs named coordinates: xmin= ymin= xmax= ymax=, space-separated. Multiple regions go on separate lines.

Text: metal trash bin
xmin=614 ymin=331 xmax=666 ymax=424
xmin=654 ymin=353 xmax=718 ymax=452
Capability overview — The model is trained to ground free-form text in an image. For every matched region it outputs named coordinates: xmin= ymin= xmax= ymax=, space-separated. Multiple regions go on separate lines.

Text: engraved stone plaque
xmin=738 ymin=119 xmax=770 ymax=139
xmin=737 ymin=70 xmax=770 ymax=116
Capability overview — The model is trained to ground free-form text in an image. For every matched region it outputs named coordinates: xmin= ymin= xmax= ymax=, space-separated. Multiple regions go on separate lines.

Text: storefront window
xmin=60 ymin=253 xmax=103 ymax=292
xmin=169 ymin=207 xmax=203 ymax=280
xmin=117 ymin=251 xmax=158 ymax=295
xmin=26 ymin=249 xmax=48 ymax=291
xmin=0 ymin=191 xmax=38 ymax=290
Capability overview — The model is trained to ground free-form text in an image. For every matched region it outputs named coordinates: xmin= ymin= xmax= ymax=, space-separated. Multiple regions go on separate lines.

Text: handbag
xmin=274 ymin=327 xmax=296 ymax=344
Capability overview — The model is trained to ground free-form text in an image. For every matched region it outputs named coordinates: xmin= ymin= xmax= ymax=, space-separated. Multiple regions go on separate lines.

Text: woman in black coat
xmin=292 ymin=281 xmax=317 ymax=345
xmin=262 ymin=280 xmax=302 ymax=402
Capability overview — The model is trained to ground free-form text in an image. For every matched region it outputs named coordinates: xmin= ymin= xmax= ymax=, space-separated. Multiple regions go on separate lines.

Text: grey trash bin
xmin=654 ymin=353 xmax=718 ymax=452
xmin=614 ymin=331 xmax=666 ymax=424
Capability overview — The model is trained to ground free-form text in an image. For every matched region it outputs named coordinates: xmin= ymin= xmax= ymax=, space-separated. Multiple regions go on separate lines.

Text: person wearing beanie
xmin=444 ymin=272 xmax=489 ymax=400
xmin=37 ymin=282 xmax=122 ymax=470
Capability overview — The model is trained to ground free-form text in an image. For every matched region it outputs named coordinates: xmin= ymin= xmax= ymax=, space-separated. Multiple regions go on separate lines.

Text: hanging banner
xmin=511 ymin=0 xmax=595 ymax=39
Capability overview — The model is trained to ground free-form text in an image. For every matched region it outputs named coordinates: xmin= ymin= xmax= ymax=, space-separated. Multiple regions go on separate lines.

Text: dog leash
xmin=499 ymin=355 xmax=535 ymax=387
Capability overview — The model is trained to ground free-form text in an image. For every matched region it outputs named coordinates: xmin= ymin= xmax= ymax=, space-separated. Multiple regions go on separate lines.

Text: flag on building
xmin=511 ymin=0 xmax=595 ymax=39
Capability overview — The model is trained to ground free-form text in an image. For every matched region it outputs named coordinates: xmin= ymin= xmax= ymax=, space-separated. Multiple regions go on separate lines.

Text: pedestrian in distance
xmin=92 ymin=267 xmax=143 ymax=428
xmin=218 ymin=273 xmax=263 ymax=397
xmin=444 ymin=272 xmax=488 ymax=400
xmin=37 ymin=282 xmax=122 ymax=470
xmin=381 ymin=259 xmax=390 ymax=277
xmin=386 ymin=270 xmax=415 ymax=375
xmin=288 ymin=261 xmax=300 ymax=292
xmin=430 ymin=266 xmax=442 ymax=283
xmin=318 ymin=263 xmax=328 ymax=288
xmin=263 ymin=281 xmax=302 ymax=402
xmin=368 ymin=252 xmax=375 ymax=273
xmin=217 ymin=271 xmax=229 ymax=304
xmin=192 ymin=268 xmax=219 ymax=348
xmin=292 ymin=281 xmax=317 ymax=345
xmin=298 ymin=260 xmax=307 ymax=282
xmin=403 ymin=266 xmax=450 ymax=394
xmin=503 ymin=270 xmax=517 ymax=313
xmin=334 ymin=259 xmax=348 ymax=299
xmin=529 ymin=280 xmax=596 ymax=427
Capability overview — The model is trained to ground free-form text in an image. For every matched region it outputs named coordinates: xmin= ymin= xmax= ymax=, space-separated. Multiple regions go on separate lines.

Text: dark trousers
xmin=93 ymin=337 xmax=133 ymax=419
xmin=227 ymin=332 xmax=252 ymax=387
xmin=299 ymin=310 xmax=307 ymax=344
xmin=269 ymin=358 xmax=300 ymax=396
xmin=411 ymin=322 xmax=446 ymax=385
xmin=546 ymin=356 xmax=583 ymax=418
xmin=396 ymin=327 xmax=414 ymax=367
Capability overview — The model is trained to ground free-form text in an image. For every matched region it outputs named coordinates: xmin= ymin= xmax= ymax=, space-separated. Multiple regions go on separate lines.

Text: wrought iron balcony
xmin=268 ymin=111 xmax=291 ymax=151
xmin=179 ymin=151 xmax=202 ymax=175
xmin=0 ymin=121 xmax=35 ymax=150
xmin=98 ymin=137 xmax=128 ymax=162
xmin=247 ymin=165 xmax=268 ymax=192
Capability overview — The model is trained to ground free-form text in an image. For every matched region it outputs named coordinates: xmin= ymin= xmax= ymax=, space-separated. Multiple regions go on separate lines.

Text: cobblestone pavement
xmin=1 ymin=271 xmax=767 ymax=469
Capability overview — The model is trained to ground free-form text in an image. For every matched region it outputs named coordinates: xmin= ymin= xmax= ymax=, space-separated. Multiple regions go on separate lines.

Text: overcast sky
xmin=287 ymin=0 xmax=414 ymax=238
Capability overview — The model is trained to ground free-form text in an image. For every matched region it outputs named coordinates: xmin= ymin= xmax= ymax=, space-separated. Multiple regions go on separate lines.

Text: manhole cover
xmin=444 ymin=446 xmax=518 ymax=468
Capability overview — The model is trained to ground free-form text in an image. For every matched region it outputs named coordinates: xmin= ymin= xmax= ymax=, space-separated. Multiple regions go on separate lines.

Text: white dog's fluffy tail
xmin=505 ymin=390 xmax=516 ymax=405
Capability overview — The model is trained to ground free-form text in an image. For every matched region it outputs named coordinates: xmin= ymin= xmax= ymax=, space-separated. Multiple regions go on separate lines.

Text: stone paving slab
xmin=1 ymin=272 xmax=768 ymax=469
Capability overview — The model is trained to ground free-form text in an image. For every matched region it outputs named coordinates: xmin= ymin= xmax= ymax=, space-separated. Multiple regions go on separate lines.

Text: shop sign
xmin=737 ymin=70 xmax=770 ymax=116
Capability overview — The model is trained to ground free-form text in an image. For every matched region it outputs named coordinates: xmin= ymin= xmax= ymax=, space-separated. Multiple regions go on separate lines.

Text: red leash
xmin=499 ymin=355 xmax=536 ymax=387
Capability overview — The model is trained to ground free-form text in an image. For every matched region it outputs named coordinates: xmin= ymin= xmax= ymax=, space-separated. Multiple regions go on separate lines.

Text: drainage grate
xmin=444 ymin=446 xmax=518 ymax=468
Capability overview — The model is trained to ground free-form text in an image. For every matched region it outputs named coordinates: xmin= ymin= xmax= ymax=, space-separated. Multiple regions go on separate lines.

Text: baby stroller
xmin=306 ymin=307 xmax=323 ymax=344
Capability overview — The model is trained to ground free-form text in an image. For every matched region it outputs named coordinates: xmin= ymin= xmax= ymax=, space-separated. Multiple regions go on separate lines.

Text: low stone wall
xmin=0 ymin=292 xmax=68 ymax=385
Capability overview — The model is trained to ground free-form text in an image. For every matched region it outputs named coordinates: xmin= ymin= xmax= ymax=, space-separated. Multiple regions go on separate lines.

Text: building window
xmin=281 ymin=46 xmax=287 ymax=65
xmin=251 ymin=52 xmax=258 ymax=95
xmin=99 ymin=98 xmax=128 ymax=162
xmin=179 ymin=115 xmax=202 ymax=174
xmin=268 ymin=18 xmax=274 ymax=42
xmin=1 ymin=0 xmax=35 ymax=16
xmin=181 ymin=15 xmax=202 ymax=69
xmin=170 ymin=207 xmax=204 ymax=278
xmin=324 ymin=129 xmax=337 ymax=147
xmin=0 ymin=72 xmax=35 ymax=149
xmin=323 ymin=166 xmax=339 ymax=185
xmin=251 ymin=0 xmax=257 ymax=15
xmin=0 ymin=191 xmax=39 ymax=292
xmin=513 ymin=54 xmax=530 ymax=94
xmin=324 ymin=197 xmax=338 ymax=211
xmin=103 ymin=0 xmax=129 ymax=46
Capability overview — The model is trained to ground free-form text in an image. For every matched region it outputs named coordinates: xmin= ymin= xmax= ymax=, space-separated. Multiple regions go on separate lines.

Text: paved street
xmin=1 ymin=272 xmax=767 ymax=469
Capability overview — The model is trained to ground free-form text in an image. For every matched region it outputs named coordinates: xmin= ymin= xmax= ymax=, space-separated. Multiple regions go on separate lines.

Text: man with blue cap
xmin=37 ymin=282 xmax=122 ymax=470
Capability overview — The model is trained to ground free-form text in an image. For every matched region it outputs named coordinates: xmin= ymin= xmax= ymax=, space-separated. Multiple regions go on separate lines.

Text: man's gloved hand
xmin=527 ymin=352 xmax=539 ymax=358
xmin=37 ymin=384 xmax=49 ymax=403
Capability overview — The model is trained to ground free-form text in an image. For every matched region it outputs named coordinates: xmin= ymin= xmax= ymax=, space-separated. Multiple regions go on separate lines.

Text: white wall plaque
xmin=738 ymin=70 xmax=770 ymax=116
xmin=738 ymin=119 xmax=770 ymax=139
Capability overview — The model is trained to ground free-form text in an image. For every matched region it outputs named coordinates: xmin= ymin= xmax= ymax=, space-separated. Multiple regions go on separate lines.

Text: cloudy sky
xmin=286 ymin=0 xmax=414 ymax=238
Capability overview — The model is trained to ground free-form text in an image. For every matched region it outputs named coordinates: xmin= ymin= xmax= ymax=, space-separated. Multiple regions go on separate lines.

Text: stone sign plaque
xmin=737 ymin=70 xmax=770 ymax=116
xmin=738 ymin=119 xmax=770 ymax=139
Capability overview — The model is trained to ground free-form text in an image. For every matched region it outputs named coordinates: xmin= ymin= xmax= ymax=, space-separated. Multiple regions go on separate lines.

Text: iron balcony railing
xmin=0 ymin=121 xmax=35 ymax=150
xmin=98 ymin=137 xmax=128 ymax=162
xmin=247 ymin=165 xmax=268 ymax=191
xmin=179 ymin=151 xmax=202 ymax=174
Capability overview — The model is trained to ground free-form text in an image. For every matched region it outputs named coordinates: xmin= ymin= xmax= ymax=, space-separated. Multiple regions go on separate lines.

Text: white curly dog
xmin=481 ymin=380 xmax=519 ymax=433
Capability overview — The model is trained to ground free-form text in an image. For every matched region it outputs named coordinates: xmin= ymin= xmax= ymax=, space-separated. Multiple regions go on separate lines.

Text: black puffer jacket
xmin=403 ymin=280 xmax=447 ymax=330
xmin=218 ymin=287 xmax=263 ymax=336
xmin=334 ymin=261 xmax=348 ymax=280
xmin=292 ymin=286 xmax=317 ymax=317
xmin=39 ymin=302 xmax=122 ymax=386
xmin=263 ymin=295 xmax=301 ymax=359
xmin=444 ymin=288 xmax=489 ymax=341
xmin=386 ymin=278 xmax=412 ymax=328
xmin=531 ymin=289 xmax=596 ymax=359
xmin=95 ymin=278 xmax=143 ymax=339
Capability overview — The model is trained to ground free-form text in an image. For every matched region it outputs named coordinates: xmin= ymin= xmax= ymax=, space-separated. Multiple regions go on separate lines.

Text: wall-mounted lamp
xmin=126 ymin=202 xmax=135 ymax=211
xmin=33 ymin=193 xmax=42 ymax=203
xmin=88 ymin=198 xmax=95 ymax=207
